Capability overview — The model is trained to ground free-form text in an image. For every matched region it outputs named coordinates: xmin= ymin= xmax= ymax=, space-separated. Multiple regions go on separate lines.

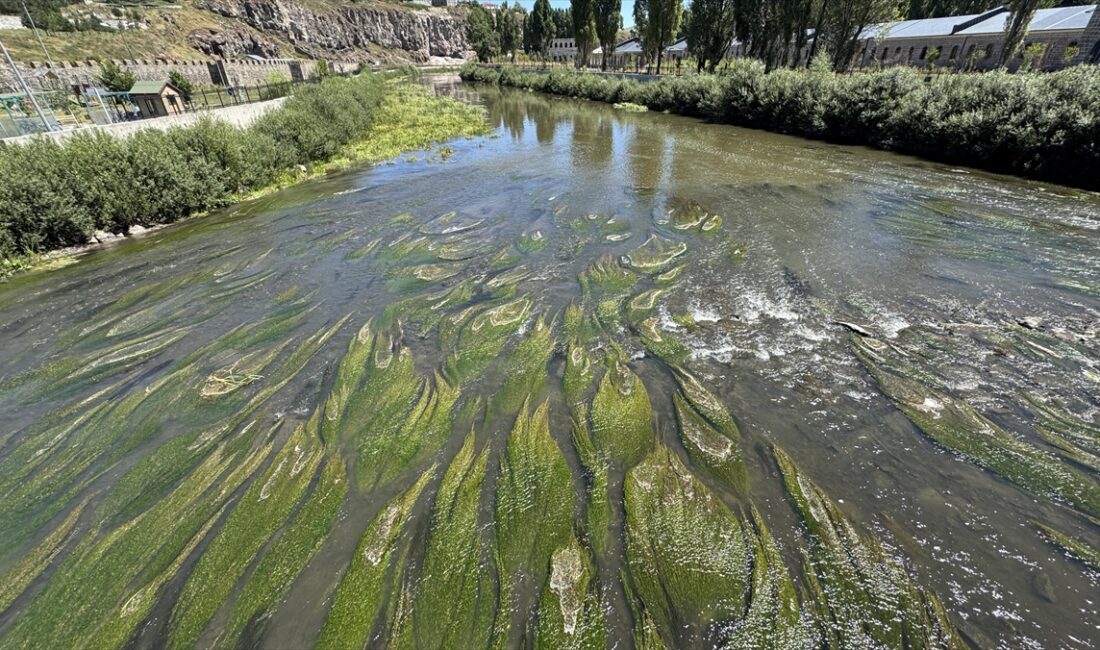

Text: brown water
xmin=0 ymin=76 xmax=1097 ymax=649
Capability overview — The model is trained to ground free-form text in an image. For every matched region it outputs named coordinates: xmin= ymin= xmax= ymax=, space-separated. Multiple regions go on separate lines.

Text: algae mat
xmin=0 ymin=80 xmax=1098 ymax=648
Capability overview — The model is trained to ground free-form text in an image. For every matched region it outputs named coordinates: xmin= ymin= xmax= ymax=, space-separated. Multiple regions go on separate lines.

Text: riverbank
xmin=0 ymin=72 xmax=487 ymax=279
xmin=461 ymin=62 xmax=1100 ymax=191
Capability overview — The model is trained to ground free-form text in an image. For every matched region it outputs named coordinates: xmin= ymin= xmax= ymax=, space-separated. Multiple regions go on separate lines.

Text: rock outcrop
xmin=188 ymin=27 xmax=284 ymax=58
xmin=195 ymin=0 xmax=469 ymax=61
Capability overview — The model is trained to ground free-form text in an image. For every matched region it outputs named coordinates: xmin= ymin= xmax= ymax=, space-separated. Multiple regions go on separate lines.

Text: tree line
xmin=465 ymin=0 xmax=1094 ymax=74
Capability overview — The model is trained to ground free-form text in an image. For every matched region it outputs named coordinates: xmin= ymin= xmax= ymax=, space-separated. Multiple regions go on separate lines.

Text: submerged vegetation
xmin=3 ymin=79 xmax=1096 ymax=649
xmin=462 ymin=62 xmax=1100 ymax=190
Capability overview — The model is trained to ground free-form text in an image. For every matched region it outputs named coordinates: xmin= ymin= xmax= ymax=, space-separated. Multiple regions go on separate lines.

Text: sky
xmin=505 ymin=0 xmax=638 ymax=28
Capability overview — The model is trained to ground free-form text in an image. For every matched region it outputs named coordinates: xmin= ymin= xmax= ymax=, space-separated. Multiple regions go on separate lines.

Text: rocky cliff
xmin=194 ymin=0 xmax=469 ymax=62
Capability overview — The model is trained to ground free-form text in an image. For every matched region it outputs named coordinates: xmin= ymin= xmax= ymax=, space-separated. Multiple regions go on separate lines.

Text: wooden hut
xmin=128 ymin=80 xmax=185 ymax=119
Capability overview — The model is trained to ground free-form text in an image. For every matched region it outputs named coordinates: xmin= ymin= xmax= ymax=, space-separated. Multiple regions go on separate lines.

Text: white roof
xmin=958 ymin=4 xmax=1096 ymax=34
xmin=861 ymin=4 xmax=1096 ymax=41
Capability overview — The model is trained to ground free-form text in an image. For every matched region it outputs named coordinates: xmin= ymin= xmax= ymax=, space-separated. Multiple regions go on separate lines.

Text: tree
xmin=1001 ymin=0 xmax=1041 ymax=66
xmin=498 ymin=2 xmax=522 ymax=62
xmin=571 ymin=0 xmax=598 ymax=67
xmin=810 ymin=0 xmax=898 ymax=70
xmin=685 ymin=0 xmax=736 ymax=72
xmin=530 ymin=0 xmax=555 ymax=63
xmin=168 ymin=70 xmax=193 ymax=103
xmin=467 ymin=3 xmax=501 ymax=63
xmin=593 ymin=0 xmax=622 ymax=69
xmin=96 ymin=60 xmax=135 ymax=92
xmin=634 ymin=0 xmax=684 ymax=74
xmin=552 ymin=7 xmax=574 ymax=37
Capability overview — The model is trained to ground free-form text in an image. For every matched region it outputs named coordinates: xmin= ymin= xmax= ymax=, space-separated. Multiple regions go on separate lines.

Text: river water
xmin=0 ymin=76 xmax=1097 ymax=649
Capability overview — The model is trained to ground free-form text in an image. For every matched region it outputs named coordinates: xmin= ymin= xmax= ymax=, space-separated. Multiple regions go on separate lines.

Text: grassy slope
xmin=1 ymin=0 xmax=453 ymax=62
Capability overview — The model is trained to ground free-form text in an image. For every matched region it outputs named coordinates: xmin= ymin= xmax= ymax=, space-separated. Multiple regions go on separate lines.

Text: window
xmin=949 ymin=45 xmax=959 ymax=60
xmin=920 ymin=47 xmax=928 ymax=60
xmin=908 ymin=47 xmax=915 ymax=61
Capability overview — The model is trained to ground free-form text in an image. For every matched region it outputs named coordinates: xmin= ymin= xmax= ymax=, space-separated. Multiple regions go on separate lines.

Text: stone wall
xmin=1077 ymin=5 xmax=1100 ymax=63
xmin=0 ymin=57 xmax=358 ymax=93
xmin=0 ymin=14 xmax=24 ymax=29
xmin=854 ymin=29 xmax=1090 ymax=72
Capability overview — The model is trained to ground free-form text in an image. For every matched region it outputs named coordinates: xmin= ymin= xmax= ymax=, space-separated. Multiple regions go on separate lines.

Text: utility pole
xmin=20 ymin=0 xmax=53 ymax=65
xmin=0 ymin=37 xmax=53 ymax=132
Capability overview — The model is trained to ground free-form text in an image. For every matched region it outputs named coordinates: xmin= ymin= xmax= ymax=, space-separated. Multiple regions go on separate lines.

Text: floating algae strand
xmin=852 ymin=333 xmax=1100 ymax=519
xmin=317 ymin=467 xmax=434 ymax=649
xmin=588 ymin=358 xmax=655 ymax=467
xmin=623 ymin=447 xmax=750 ymax=646
xmin=774 ymin=446 xmax=966 ymax=649
xmin=493 ymin=398 xmax=574 ymax=642
xmin=533 ymin=534 xmax=607 ymax=649
xmin=390 ymin=431 xmax=496 ymax=649
xmin=1033 ymin=521 xmax=1100 ymax=572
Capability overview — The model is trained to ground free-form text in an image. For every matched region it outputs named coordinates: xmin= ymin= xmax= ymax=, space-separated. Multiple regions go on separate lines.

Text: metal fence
xmin=0 ymin=72 xmax=350 ymax=140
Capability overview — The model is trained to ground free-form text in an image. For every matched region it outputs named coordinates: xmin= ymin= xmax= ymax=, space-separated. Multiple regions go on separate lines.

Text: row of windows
xmin=862 ymin=40 xmax=1079 ymax=65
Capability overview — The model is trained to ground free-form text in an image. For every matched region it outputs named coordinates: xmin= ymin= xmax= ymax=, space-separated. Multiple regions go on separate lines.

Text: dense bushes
xmin=462 ymin=62 xmax=1100 ymax=189
xmin=0 ymin=73 xmax=385 ymax=264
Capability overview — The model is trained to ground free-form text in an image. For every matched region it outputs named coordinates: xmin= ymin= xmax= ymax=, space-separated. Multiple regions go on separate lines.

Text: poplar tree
xmin=685 ymin=0 xmax=737 ymax=72
xmin=1001 ymin=0 xmax=1041 ymax=66
xmin=572 ymin=0 xmax=599 ymax=67
xmin=531 ymin=0 xmax=555 ymax=63
xmin=635 ymin=0 xmax=684 ymax=73
xmin=594 ymin=0 xmax=622 ymax=69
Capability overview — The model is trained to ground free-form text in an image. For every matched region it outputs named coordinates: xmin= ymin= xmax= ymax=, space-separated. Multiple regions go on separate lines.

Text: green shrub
xmin=0 ymin=73 xmax=388 ymax=266
xmin=461 ymin=62 xmax=1100 ymax=189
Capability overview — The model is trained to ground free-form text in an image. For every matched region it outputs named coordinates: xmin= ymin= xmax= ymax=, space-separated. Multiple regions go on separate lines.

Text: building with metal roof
xmin=853 ymin=4 xmax=1099 ymax=71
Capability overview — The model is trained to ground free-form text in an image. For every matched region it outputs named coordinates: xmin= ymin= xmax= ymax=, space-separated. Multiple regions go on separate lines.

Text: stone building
xmin=853 ymin=4 xmax=1098 ymax=71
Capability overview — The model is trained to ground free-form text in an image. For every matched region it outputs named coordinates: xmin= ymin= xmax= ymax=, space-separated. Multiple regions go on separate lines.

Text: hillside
xmin=0 ymin=0 xmax=469 ymax=64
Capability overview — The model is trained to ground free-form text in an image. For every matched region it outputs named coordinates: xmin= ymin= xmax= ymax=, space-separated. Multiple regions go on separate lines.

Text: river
xmin=0 ymin=75 xmax=1097 ymax=649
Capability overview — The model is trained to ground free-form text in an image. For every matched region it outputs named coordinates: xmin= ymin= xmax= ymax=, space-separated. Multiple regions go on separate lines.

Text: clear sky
xmin=504 ymin=0 xmax=638 ymax=29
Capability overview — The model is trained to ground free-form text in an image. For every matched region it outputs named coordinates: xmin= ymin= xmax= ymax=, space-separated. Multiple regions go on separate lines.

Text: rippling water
xmin=0 ymin=76 xmax=1097 ymax=649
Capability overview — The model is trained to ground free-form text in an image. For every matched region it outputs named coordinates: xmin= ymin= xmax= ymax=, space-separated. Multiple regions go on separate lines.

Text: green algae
xmin=622 ymin=235 xmax=687 ymax=274
xmin=493 ymin=399 xmax=575 ymax=643
xmin=578 ymin=254 xmax=637 ymax=298
xmin=672 ymin=392 xmax=747 ymax=492
xmin=672 ymin=366 xmax=742 ymax=443
xmin=589 ymin=359 xmax=655 ymax=467
xmin=1034 ymin=521 xmax=1100 ymax=572
xmin=723 ymin=506 xmax=815 ymax=648
xmin=563 ymin=339 xmax=596 ymax=408
xmin=518 ymin=230 xmax=548 ymax=254
xmin=0 ymin=498 xmax=86 ymax=614
xmin=358 ymin=371 xmax=459 ymax=491
xmin=3 ymin=440 xmax=271 ymax=649
xmin=317 ymin=467 xmax=434 ymax=650
xmin=624 ymin=447 xmax=750 ymax=645
xmin=533 ymin=534 xmax=607 ymax=650
xmin=853 ymin=334 xmax=1100 ymax=519
xmin=489 ymin=315 xmax=556 ymax=416
xmin=774 ymin=445 xmax=965 ymax=649
xmin=390 ymin=431 xmax=497 ymax=649
xmin=168 ymin=411 xmax=327 ymax=649
xmin=443 ymin=295 xmax=532 ymax=384
xmin=635 ymin=316 xmax=691 ymax=363
xmin=225 ymin=456 xmax=349 ymax=645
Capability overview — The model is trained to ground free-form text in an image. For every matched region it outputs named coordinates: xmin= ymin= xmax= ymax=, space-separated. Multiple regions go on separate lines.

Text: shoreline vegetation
xmin=460 ymin=61 xmax=1100 ymax=191
xmin=0 ymin=71 xmax=488 ymax=279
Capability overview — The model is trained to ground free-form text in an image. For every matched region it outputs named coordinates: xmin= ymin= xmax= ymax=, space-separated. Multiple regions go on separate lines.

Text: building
xmin=128 ymin=80 xmax=185 ymax=119
xmin=853 ymin=4 xmax=1099 ymax=71
xmin=0 ymin=15 xmax=24 ymax=29
xmin=548 ymin=38 xmax=577 ymax=62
